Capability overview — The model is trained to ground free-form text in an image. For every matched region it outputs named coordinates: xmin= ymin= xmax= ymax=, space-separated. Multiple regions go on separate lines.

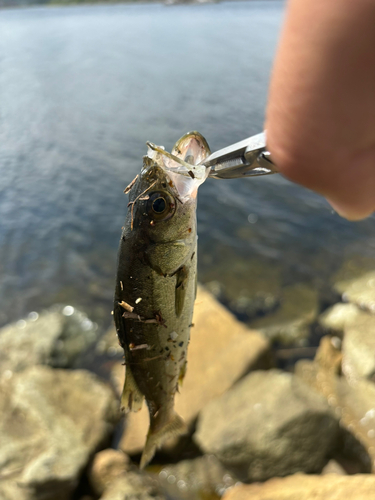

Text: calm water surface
xmin=1 ymin=1 xmax=374 ymax=329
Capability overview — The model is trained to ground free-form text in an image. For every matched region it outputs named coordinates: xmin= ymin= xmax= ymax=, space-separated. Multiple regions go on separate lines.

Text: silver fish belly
xmin=114 ymin=132 xmax=210 ymax=468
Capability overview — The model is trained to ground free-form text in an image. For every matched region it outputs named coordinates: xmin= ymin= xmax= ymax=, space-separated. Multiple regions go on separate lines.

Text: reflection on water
xmin=0 ymin=1 xmax=374 ymax=330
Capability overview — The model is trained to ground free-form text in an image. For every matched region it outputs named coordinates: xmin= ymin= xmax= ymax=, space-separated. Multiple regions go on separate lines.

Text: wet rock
xmin=99 ymin=471 xmax=165 ymax=500
xmin=194 ymin=369 xmax=339 ymax=482
xmin=295 ymin=337 xmax=375 ymax=472
xmin=0 ymin=366 xmax=119 ymax=500
xmin=222 ymin=473 xmax=375 ymax=500
xmin=250 ymin=284 xmax=319 ymax=346
xmin=118 ymin=285 xmax=271 ymax=456
xmin=88 ymin=449 xmax=131 ymax=496
xmin=202 ymin=257 xmax=282 ymax=321
xmin=0 ymin=306 xmax=99 ymax=375
xmin=157 ymin=455 xmax=240 ymax=499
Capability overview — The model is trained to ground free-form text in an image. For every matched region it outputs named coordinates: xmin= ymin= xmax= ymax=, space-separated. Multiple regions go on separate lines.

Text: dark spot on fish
xmin=159 ymin=348 xmax=164 ymax=354
xmin=188 ymin=228 xmax=192 ymax=233
xmin=179 ymin=341 xmax=184 ymax=347
xmin=188 ymin=170 xmax=195 ymax=179
xmin=122 ymin=236 xmax=126 ymax=242
xmin=165 ymin=346 xmax=169 ymax=351
xmin=189 ymin=323 xmax=195 ymax=327
xmin=191 ymin=251 xmax=195 ymax=260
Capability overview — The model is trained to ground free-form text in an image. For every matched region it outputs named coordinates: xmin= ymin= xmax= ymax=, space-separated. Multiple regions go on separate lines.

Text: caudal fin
xmin=140 ymin=411 xmax=187 ymax=469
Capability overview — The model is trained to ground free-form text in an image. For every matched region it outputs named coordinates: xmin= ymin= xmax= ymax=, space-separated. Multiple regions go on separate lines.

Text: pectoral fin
xmin=121 ymin=366 xmax=144 ymax=413
xmin=175 ymin=265 xmax=189 ymax=317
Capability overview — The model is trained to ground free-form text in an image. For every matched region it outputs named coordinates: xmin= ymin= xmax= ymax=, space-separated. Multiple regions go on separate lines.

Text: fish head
xmin=126 ymin=132 xmax=210 ymax=275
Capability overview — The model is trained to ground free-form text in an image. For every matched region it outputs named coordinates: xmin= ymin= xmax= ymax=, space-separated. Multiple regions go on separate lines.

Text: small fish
xmin=114 ymin=132 xmax=211 ymax=468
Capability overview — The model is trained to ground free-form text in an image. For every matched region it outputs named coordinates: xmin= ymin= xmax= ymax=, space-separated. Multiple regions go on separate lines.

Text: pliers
xmin=201 ymin=132 xmax=278 ymax=179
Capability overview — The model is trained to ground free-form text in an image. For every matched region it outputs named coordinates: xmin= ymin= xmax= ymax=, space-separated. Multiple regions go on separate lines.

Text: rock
xmin=96 ymin=327 xmax=123 ymax=358
xmin=202 ymin=257 xmax=282 ymax=322
xmin=194 ymin=369 xmax=339 ymax=482
xmin=335 ymin=270 xmax=375 ymax=313
xmin=318 ymin=303 xmax=360 ymax=333
xmin=295 ymin=337 xmax=375 ymax=472
xmin=0 ymin=366 xmax=120 ymax=500
xmin=88 ymin=449 xmax=131 ymax=496
xmin=118 ymin=285 xmax=271 ymax=456
xmin=250 ymin=284 xmax=319 ymax=346
xmin=342 ymin=312 xmax=375 ymax=382
xmin=222 ymin=473 xmax=375 ymax=500
xmin=318 ymin=304 xmax=375 ymax=382
xmin=321 ymin=459 xmax=346 ymax=475
xmin=157 ymin=455 xmax=240 ymax=499
xmin=0 ymin=306 xmax=99 ymax=375
xmin=99 ymin=471 xmax=165 ymax=500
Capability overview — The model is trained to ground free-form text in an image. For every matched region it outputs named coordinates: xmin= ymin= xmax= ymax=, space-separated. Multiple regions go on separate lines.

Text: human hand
xmin=265 ymin=0 xmax=375 ymax=220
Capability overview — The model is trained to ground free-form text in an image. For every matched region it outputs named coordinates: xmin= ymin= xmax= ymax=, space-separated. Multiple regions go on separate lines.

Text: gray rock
xmin=0 ymin=306 xmax=99 ymax=374
xmin=250 ymin=284 xmax=318 ymax=346
xmin=157 ymin=455 xmax=240 ymax=499
xmin=0 ymin=366 xmax=120 ymax=500
xmin=194 ymin=370 xmax=339 ymax=482
xmin=335 ymin=270 xmax=375 ymax=313
xmin=99 ymin=472 xmax=165 ymax=500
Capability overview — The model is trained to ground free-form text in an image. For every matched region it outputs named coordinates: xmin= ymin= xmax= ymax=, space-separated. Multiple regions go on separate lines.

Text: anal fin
xmin=121 ymin=366 xmax=144 ymax=413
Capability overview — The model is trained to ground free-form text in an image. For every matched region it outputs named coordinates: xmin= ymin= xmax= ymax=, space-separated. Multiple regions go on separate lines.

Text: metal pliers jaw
xmin=201 ymin=132 xmax=278 ymax=179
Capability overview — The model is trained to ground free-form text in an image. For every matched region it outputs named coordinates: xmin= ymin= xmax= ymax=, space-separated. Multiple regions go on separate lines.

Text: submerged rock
xmin=194 ymin=369 xmax=339 ymax=482
xmin=250 ymin=284 xmax=319 ymax=346
xmin=0 ymin=366 xmax=119 ymax=500
xmin=223 ymin=473 xmax=375 ymax=500
xmin=118 ymin=285 xmax=271 ymax=457
xmin=0 ymin=306 xmax=99 ymax=375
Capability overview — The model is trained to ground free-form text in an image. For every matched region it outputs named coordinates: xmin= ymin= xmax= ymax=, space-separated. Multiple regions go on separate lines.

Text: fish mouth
xmin=145 ymin=132 xmax=211 ymax=200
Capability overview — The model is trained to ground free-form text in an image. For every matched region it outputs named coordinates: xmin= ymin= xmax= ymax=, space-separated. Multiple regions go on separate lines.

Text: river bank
xmin=1 ymin=266 xmax=375 ymax=499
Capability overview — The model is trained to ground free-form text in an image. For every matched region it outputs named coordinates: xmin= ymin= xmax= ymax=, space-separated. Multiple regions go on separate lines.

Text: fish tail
xmin=140 ymin=410 xmax=187 ymax=469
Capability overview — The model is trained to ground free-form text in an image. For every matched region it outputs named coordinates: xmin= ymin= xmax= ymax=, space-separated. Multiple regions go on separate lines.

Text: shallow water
xmin=0 ymin=1 xmax=374 ymax=330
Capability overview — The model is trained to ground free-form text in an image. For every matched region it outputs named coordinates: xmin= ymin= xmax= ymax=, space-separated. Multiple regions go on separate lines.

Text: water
xmin=0 ymin=1 xmax=374 ymax=330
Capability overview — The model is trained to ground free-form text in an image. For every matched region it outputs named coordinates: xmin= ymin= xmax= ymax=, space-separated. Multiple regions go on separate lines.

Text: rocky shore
xmin=1 ymin=267 xmax=374 ymax=500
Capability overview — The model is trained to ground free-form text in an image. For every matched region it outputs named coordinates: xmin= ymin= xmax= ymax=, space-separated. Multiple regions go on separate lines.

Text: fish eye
xmin=152 ymin=197 xmax=166 ymax=214
xmin=147 ymin=191 xmax=175 ymax=222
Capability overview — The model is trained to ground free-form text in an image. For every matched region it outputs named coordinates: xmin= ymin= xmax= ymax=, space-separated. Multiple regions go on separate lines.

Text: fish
xmin=114 ymin=131 xmax=211 ymax=468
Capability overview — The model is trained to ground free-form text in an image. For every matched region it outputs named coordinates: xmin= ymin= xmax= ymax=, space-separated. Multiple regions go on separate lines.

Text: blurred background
xmin=1 ymin=0 xmax=374 ymax=335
